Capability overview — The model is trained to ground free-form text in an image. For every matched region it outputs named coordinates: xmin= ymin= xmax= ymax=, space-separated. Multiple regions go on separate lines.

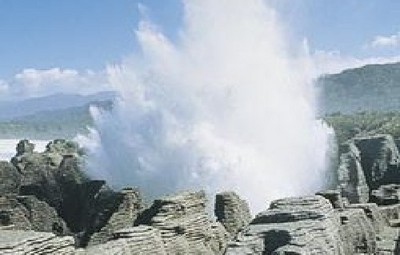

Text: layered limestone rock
xmin=0 ymin=230 xmax=75 ymax=254
xmin=338 ymin=208 xmax=376 ymax=254
xmin=317 ymin=189 xmax=346 ymax=209
xmin=83 ymin=226 xmax=166 ymax=255
xmin=337 ymin=142 xmax=369 ymax=203
xmin=210 ymin=222 xmax=230 ymax=253
xmin=378 ymin=204 xmax=400 ymax=223
xmin=0 ymin=195 xmax=68 ymax=234
xmin=11 ymin=139 xmax=86 ymax=213
xmin=2 ymin=136 xmax=400 ymax=254
xmin=0 ymin=196 xmax=31 ymax=231
xmin=16 ymin=195 xmax=68 ymax=235
xmin=346 ymin=203 xmax=386 ymax=233
xmin=353 ymin=134 xmax=400 ymax=189
xmin=226 ymin=195 xmax=345 ymax=255
xmin=86 ymin=187 xmax=143 ymax=246
xmin=56 ymin=180 xmax=122 ymax=243
xmin=0 ymin=161 xmax=20 ymax=195
xmin=376 ymin=227 xmax=400 ymax=254
xmin=137 ymin=190 xmax=228 ymax=255
xmin=371 ymin=184 xmax=400 ymax=205
xmin=215 ymin=191 xmax=252 ymax=237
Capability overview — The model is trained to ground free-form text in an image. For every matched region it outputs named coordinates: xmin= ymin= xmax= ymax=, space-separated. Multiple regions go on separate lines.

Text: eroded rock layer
xmin=1 ymin=135 xmax=400 ymax=254
xmin=0 ymin=230 xmax=75 ymax=255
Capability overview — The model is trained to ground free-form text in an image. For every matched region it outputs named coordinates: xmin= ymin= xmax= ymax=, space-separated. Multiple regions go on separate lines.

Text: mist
xmin=80 ymin=0 xmax=332 ymax=213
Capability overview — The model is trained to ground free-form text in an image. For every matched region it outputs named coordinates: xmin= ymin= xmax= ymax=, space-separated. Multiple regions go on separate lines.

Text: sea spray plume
xmin=81 ymin=0 xmax=332 ymax=213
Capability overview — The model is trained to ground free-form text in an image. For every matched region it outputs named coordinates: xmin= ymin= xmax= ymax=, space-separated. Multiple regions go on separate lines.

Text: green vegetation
xmin=319 ymin=62 xmax=400 ymax=114
xmin=324 ymin=111 xmax=400 ymax=145
xmin=318 ymin=62 xmax=400 ymax=144
xmin=0 ymin=101 xmax=112 ymax=140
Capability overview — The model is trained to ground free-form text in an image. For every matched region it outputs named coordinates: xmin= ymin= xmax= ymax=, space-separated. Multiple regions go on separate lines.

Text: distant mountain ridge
xmin=0 ymin=91 xmax=116 ymax=120
xmin=318 ymin=62 xmax=400 ymax=114
xmin=0 ymin=100 xmax=112 ymax=139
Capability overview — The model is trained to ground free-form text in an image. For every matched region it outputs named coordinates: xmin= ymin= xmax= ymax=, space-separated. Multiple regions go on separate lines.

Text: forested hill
xmin=318 ymin=62 xmax=400 ymax=114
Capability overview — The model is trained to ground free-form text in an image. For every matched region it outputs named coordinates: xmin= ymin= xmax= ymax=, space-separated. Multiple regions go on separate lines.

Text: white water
xmin=80 ymin=0 xmax=333 ymax=213
xmin=0 ymin=139 xmax=48 ymax=161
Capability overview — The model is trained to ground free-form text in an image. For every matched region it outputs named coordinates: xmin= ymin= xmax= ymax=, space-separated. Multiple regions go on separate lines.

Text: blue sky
xmin=0 ymin=0 xmax=186 ymax=78
xmin=0 ymin=0 xmax=399 ymax=97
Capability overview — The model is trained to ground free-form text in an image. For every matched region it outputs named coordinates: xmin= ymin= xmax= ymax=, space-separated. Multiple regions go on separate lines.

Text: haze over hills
xmin=0 ymin=91 xmax=116 ymax=121
xmin=1 ymin=61 xmax=400 ymax=140
xmin=318 ymin=62 xmax=400 ymax=114
xmin=0 ymin=92 xmax=115 ymax=139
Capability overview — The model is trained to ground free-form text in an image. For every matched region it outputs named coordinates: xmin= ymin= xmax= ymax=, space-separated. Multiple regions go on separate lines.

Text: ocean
xmin=0 ymin=139 xmax=48 ymax=161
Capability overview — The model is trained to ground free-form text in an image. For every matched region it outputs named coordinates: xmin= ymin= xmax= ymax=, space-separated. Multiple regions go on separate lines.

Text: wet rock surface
xmin=1 ymin=135 xmax=400 ymax=254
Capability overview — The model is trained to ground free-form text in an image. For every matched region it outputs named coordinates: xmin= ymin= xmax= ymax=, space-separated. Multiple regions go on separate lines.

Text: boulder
xmin=15 ymin=139 xmax=35 ymax=156
xmin=45 ymin=139 xmax=82 ymax=155
xmin=215 ymin=191 xmax=252 ymax=237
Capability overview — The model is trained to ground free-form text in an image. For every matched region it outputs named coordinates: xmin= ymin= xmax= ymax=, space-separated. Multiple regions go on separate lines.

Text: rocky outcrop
xmin=83 ymin=226 xmax=166 ymax=255
xmin=0 ymin=161 xmax=20 ymax=195
xmin=376 ymin=227 xmax=400 ymax=254
xmin=0 ymin=195 xmax=68 ymax=235
xmin=378 ymin=204 xmax=400 ymax=223
xmin=210 ymin=222 xmax=230 ymax=253
xmin=337 ymin=142 xmax=370 ymax=203
xmin=137 ymin=190 xmax=228 ymax=254
xmin=317 ymin=189 xmax=347 ymax=209
xmin=371 ymin=184 xmax=400 ymax=205
xmin=11 ymin=139 xmax=86 ymax=214
xmin=353 ymin=134 xmax=400 ymax=189
xmin=338 ymin=208 xmax=376 ymax=254
xmin=346 ymin=203 xmax=386 ymax=233
xmin=0 ymin=196 xmax=32 ymax=231
xmin=226 ymin=195 xmax=345 ymax=254
xmin=2 ymin=136 xmax=400 ymax=254
xmin=0 ymin=230 xmax=75 ymax=254
xmin=16 ymin=195 xmax=68 ymax=234
xmin=0 ymin=139 xmax=150 ymax=248
xmin=86 ymin=187 xmax=143 ymax=246
xmin=215 ymin=191 xmax=252 ymax=237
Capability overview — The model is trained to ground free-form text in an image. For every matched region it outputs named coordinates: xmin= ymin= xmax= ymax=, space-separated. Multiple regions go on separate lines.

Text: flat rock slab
xmin=0 ymin=230 xmax=75 ymax=255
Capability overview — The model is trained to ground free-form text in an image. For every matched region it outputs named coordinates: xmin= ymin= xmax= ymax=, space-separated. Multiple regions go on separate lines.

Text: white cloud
xmin=0 ymin=68 xmax=111 ymax=100
xmin=0 ymin=80 xmax=9 ymax=93
xmin=300 ymin=39 xmax=400 ymax=76
xmin=368 ymin=32 xmax=400 ymax=48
